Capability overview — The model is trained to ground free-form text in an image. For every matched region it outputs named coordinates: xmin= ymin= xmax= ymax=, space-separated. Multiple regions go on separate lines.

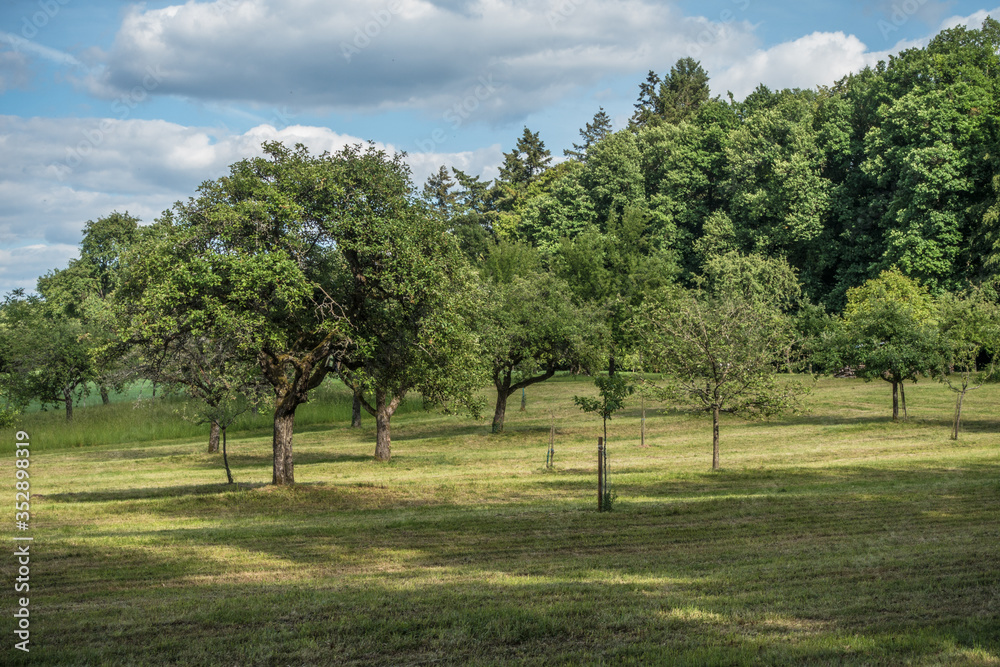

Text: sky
xmin=1 ymin=0 xmax=999 ymax=295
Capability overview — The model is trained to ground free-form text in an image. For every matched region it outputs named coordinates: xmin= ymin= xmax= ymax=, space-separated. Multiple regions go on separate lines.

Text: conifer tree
xmin=564 ymin=107 xmax=613 ymax=161
xmin=498 ymin=127 xmax=552 ymax=186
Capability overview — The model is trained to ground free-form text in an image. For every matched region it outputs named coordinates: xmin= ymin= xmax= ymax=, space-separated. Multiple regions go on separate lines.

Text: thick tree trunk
xmin=352 ymin=390 xmax=362 ymax=428
xmin=891 ymin=381 xmax=899 ymax=422
xmin=712 ymin=405 xmax=720 ymax=470
xmin=222 ymin=427 xmax=234 ymax=484
xmin=492 ymin=389 xmax=509 ymax=433
xmin=100 ymin=385 xmax=110 ymax=405
xmin=608 ymin=352 xmax=617 ymax=377
xmin=952 ymin=390 xmax=966 ymax=440
xmin=64 ymin=389 xmax=73 ymax=422
xmin=375 ymin=391 xmax=393 ymax=462
xmin=272 ymin=405 xmax=296 ymax=485
xmin=900 ymin=382 xmax=907 ymax=421
xmin=208 ymin=420 xmax=220 ymax=453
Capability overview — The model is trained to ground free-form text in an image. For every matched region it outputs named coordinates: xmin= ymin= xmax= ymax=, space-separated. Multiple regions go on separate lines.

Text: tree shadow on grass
xmin=387 ymin=423 xmax=495 ymax=442
xmin=190 ymin=451 xmax=373 ymax=471
xmin=37 ymin=464 xmax=1000 ymax=664
xmin=33 ymin=572 xmax=990 ymax=665
xmin=768 ymin=412 xmax=1000 ymax=433
xmin=46 ymin=481 xmax=272 ymax=503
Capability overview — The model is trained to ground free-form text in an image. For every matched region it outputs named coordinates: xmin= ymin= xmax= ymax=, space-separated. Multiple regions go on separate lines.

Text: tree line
xmin=2 ymin=19 xmax=999 ymax=482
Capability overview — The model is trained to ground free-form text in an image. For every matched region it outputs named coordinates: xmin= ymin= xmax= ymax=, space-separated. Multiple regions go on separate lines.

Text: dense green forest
xmin=4 ymin=19 xmax=1000 ymax=484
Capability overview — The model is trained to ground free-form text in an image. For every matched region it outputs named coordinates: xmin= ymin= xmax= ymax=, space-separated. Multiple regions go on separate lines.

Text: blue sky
xmin=1 ymin=0 xmax=998 ymax=294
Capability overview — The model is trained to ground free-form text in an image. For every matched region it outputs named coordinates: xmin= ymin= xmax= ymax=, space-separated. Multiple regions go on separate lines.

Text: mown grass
xmin=3 ymin=374 xmax=999 ymax=665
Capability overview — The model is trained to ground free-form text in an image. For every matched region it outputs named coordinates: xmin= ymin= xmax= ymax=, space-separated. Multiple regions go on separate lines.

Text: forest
xmin=3 ymin=18 xmax=1000 ymax=485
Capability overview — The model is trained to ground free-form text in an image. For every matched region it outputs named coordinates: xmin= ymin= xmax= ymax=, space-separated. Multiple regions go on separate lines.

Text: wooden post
xmin=547 ymin=413 xmax=555 ymax=468
xmin=641 ymin=393 xmax=646 ymax=448
xmin=598 ymin=437 xmax=604 ymax=511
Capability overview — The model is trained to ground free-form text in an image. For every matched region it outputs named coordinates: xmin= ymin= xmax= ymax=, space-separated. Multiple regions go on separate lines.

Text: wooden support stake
xmin=598 ymin=437 xmax=604 ymax=511
xmin=548 ymin=414 xmax=555 ymax=468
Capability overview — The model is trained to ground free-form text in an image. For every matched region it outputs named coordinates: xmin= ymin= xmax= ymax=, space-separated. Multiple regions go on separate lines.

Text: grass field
xmin=3 ymin=374 xmax=999 ymax=665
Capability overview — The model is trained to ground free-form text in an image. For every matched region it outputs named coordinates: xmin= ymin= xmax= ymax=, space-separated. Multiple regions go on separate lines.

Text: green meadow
xmin=3 ymin=375 xmax=999 ymax=665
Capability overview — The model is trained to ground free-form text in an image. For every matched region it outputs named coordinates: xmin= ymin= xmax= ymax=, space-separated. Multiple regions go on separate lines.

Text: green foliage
xmin=516 ymin=161 xmax=596 ymax=254
xmin=480 ymin=241 xmax=542 ymax=284
xmin=498 ymin=127 xmax=552 ymax=187
xmin=0 ymin=405 xmax=17 ymax=428
xmin=422 ymin=165 xmax=458 ymax=221
xmin=639 ymin=285 xmax=805 ymax=468
xmin=935 ymin=286 xmax=1000 ymax=438
xmin=700 ymin=251 xmax=802 ymax=312
xmin=823 ymin=269 xmax=942 ymax=420
xmin=481 ymin=266 xmax=605 ymax=432
xmin=0 ymin=290 xmax=96 ymax=420
xmin=411 ymin=19 xmax=1000 ymax=310
xmin=723 ymin=93 xmax=832 ymax=293
xmin=632 ymin=58 xmax=712 ymax=127
xmin=78 ymin=211 xmax=142 ymax=299
xmin=574 ymin=373 xmax=634 ymax=443
xmin=114 ymin=141 xmax=449 ymax=479
xmin=580 ymin=129 xmax=645 ymax=226
xmin=843 ymin=268 xmax=936 ymax=325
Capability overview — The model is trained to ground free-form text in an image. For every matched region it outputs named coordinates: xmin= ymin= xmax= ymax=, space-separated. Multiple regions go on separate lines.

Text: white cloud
xmin=713 ymin=31 xmax=873 ymax=100
xmin=0 ymin=115 xmax=502 ymax=294
xmin=0 ymin=31 xmax=83 ymax=68
xmin=0 ymin=244 xmax=79 ymax=294
xmin=938 ymin=6 xmax=1000 ymax=31
xmin=86 ymin=0 xmax=759 ymax=121
xmin=713 ymin=7 xmax=1000 ymax=101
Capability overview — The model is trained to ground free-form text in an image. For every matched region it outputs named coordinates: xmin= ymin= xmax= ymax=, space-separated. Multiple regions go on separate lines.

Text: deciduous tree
xmin=114 ymin=142 xmax=364 ymax=485
xmin=640 ymin=286 xmax=804 ymax=469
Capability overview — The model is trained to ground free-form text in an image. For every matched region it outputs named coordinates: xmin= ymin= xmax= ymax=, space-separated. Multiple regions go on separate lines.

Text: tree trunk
xmin=900 ymin=382 xmax=907 ymax=421
xmin=641 ymin=394 xmax=646 ymax=448
xmin=712 ymin=405 xmax=720 ymax=470
xmin=208 ymin=420 xmax=220 ymax=453
xmin=222 ymin=427 xmax=234 ymax=484
xmin=272 ymin=405 xmax=296 ymax=485
xmin=891 ymin=381 xmax=899 ymax=422
xmin=100 ymin=385 xmax=110 ymax=405
xmin=608 ymin=352 xmax=617 ymax=377
xmin=64 ymin=389 xmax=73 ymax=422
xmin=952 ymin=390 xmax=966 ymax=440
xmin=375 ymin=391 xmax=393 ymax=462
xmin=520 ymin=387 xmax=526 ymax=411
xmin=492 ymin=389 xmax=509 ymax=433
xmin=352 ymin=390 xmax=362 ymax=428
